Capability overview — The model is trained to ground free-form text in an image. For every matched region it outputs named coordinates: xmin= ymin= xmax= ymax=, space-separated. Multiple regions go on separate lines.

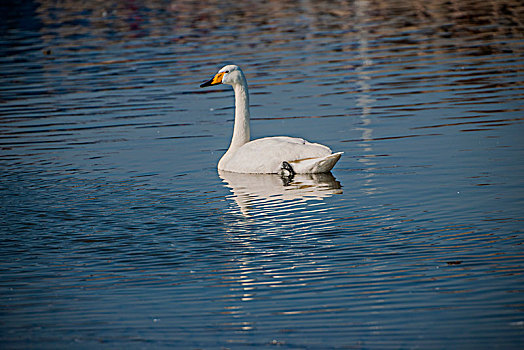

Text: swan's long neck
xmin=229 ymin=77 xmax=250 ymax=150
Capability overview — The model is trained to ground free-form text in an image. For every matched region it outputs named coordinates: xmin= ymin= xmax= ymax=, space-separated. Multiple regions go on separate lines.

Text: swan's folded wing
xmin=222 ymin=136 xmax=338 ymax=173
xmin=289 ymin=152 xmax=343 ymax=173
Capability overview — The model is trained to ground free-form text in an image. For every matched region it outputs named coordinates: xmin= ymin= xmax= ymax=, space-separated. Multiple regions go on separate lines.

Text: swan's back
xmin=218 ymin=136 xmax=339 ymax=174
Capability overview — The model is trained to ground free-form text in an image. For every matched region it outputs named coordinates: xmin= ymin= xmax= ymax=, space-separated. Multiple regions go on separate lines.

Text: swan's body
xmin=201 ymin=65 xmax=342 ymax=174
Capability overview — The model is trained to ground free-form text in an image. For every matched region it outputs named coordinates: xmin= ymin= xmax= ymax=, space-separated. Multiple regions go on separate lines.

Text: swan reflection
xmin=219 ymin=171 xmax=342 ymax=315
xmin=219 ymin=170 xmax=342 ymax=217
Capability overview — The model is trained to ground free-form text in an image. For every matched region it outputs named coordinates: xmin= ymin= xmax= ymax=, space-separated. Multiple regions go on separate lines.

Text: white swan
xmin=200 ymin=64 xmax=342 ymax=174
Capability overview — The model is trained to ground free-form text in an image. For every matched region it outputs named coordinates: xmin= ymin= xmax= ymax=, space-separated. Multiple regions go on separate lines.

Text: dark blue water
xmin=1 ymin=0 xmax=523 ymax=348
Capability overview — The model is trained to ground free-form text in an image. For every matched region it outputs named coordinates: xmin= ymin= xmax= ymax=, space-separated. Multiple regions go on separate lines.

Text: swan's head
xmin=200 ymin=65 xmax=245 ymax=88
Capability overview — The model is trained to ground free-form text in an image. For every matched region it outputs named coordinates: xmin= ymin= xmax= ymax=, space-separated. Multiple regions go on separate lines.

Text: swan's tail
xmin=289 ymin=152 xmax=343 ymax=174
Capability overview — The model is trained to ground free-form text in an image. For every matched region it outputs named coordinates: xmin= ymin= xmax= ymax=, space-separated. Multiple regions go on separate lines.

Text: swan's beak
xmin=200 ymin=72 xmax=224 ymax=88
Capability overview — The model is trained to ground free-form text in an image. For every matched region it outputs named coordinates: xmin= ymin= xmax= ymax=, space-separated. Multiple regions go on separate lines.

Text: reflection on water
xmin=217 ymin=172 xmax=344 ymax=338
xmin=354 ymin=0 xmax=377 ymax=195
xmin=1 ymin=0 xmax=524 ymax=348
xmin=219 ymin=170 xmax=342 ymax=217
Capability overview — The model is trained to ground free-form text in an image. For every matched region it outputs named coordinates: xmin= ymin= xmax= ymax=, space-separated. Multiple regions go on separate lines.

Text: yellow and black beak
xmin=200 ymin=72 xmax=224 ymax=88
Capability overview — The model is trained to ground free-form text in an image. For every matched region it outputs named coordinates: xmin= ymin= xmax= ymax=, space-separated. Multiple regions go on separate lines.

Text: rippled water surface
xmin=1 ymin=0 xmax=523 ymax=348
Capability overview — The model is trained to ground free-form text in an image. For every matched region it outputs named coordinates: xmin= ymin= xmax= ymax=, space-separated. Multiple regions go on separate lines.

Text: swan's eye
xmin=224 ymin=70 xmax=229 ymax=73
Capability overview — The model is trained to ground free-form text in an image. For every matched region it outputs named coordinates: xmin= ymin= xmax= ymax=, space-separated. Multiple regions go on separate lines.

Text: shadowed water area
xmin=1 ymin=0 xmax=523 ymax=348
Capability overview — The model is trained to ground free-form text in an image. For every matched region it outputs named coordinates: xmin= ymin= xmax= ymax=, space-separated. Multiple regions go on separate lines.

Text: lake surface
xmin=1 ymin=0 xmax=523 ymax=348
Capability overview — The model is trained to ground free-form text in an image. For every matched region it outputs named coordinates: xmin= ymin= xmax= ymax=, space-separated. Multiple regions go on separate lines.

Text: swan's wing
xmin=289 ymin=152 xmax=343 ymax=173
xmin=223 ymin=136 xmax=333 ymax=173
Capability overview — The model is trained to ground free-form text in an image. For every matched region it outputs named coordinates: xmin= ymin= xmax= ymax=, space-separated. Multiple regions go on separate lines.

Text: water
xmin=1 ymin=0 xmax=523 ymax=348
